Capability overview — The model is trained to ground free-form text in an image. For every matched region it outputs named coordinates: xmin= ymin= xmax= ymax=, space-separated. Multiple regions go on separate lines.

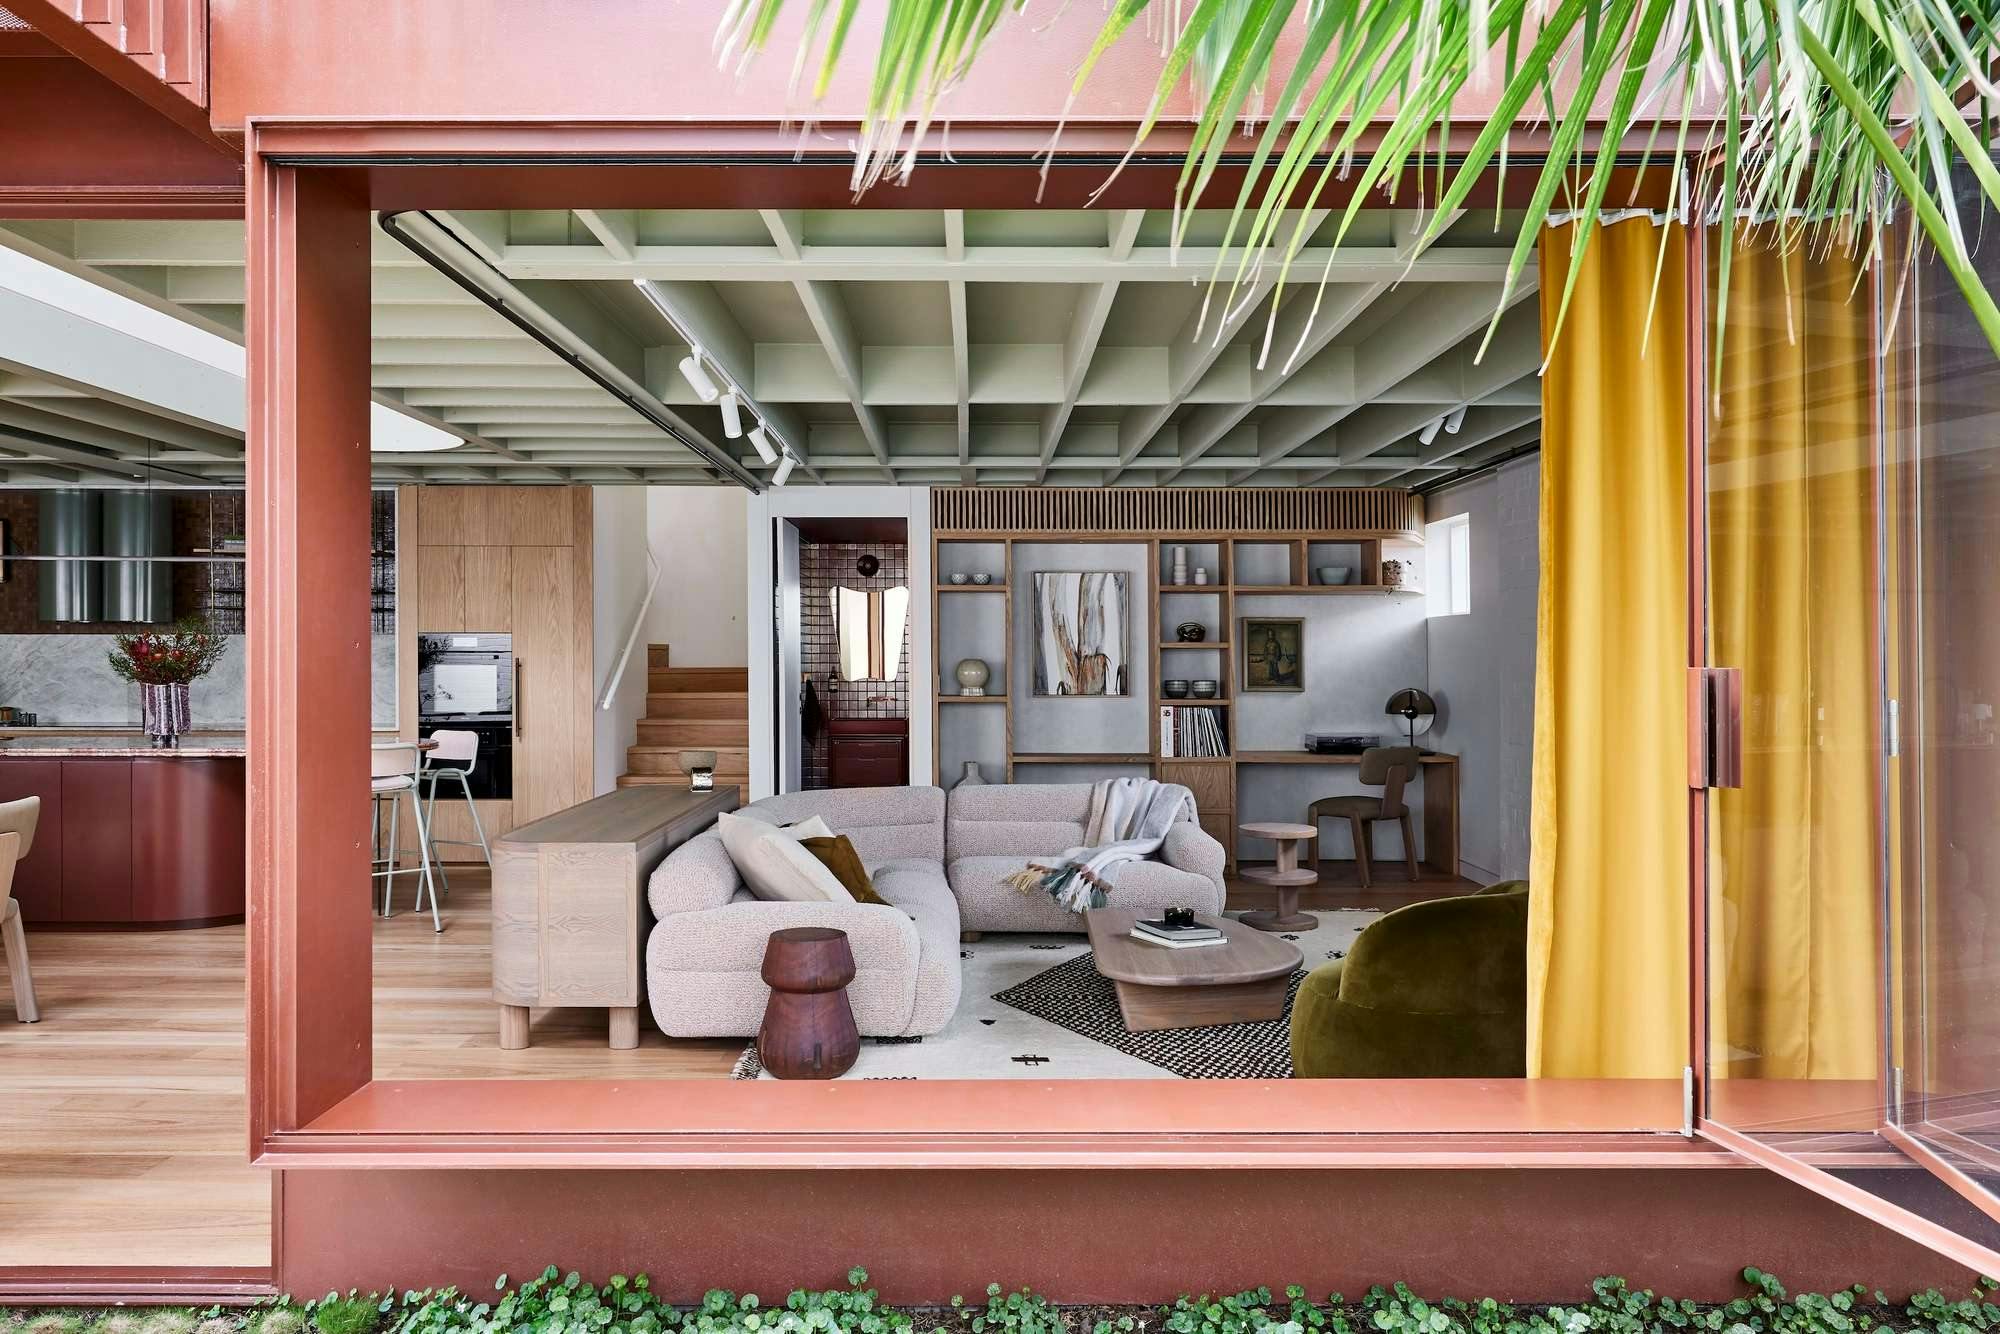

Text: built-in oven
xmin=416 ymin=632 xmax=514 ymax=800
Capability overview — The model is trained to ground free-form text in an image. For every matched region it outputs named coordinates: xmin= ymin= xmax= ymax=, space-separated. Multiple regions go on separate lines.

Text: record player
xmin=1303 ymin=733 xmax=1381 ymax=755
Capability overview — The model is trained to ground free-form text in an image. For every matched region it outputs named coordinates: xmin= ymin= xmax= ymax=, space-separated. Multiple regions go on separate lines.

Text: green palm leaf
xmin=723 ymin=0 xmax=2000 ymax=364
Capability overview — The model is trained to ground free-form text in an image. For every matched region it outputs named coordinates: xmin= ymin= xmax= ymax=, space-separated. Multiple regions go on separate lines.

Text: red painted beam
xmin=3 ymin=0 xmax=223 ymax=154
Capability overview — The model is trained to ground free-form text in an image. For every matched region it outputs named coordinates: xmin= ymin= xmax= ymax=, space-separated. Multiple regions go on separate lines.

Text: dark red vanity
xmin=0 ymin=737 xmax=247 ymax=928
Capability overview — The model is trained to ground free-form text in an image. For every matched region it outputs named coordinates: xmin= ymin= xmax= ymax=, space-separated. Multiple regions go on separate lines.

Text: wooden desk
xmin=492 ymin=784 xmax=738 ymax=1049
xmin=1233 ymin=751 xmax=1459 ymax=879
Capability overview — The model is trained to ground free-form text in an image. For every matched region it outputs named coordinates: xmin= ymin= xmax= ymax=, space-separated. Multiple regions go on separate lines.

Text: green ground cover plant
xmin=2 ymin=1268 xmax=1996 ymax=1334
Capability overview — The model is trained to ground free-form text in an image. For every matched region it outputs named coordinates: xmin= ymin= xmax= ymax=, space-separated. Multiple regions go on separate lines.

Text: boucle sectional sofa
xmin=645 ymin=782 xmax=1227 ymax=1038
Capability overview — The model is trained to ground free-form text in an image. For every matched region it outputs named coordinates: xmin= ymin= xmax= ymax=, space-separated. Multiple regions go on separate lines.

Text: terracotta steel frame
xmin=1683 ymin=184 xmax=2000 ymax=1276
xmin=232 ymin=118 xmax=1727 ymax=1178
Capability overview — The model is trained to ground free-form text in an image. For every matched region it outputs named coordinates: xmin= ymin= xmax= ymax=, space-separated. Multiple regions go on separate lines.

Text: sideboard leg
xmin=608 ymin=1005 xmax=640 ymax=1050
xmin=499 ymin=1004 xmax=530 ymax=1050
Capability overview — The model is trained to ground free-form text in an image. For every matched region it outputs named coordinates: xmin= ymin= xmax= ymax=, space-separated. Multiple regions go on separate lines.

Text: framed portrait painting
xmin=1241 ymin=617 xmax=1304 ymax=691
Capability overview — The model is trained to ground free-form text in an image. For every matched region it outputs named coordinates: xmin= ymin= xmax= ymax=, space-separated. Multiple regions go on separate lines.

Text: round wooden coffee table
xmin=757 ymin=926 xmax=860 ymax=1079
xmin=1237 ymin=821 xmax=1320 ymax=931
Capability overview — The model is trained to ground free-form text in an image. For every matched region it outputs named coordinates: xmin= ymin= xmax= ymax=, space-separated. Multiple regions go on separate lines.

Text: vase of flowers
xmin=108 ymin=616 xmax=227 ymax=749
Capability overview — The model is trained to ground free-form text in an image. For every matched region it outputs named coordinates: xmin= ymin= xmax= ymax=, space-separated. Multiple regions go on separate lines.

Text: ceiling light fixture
xmin=1418 ymin=416 xmax=1446 ymax=447
xmin=1443 ymin=405 xmax=1468 ymax=434
xmin=747 ymin=424 xmax=779 ymax=466
xmin=678 ymin=348 xmax=721 ymax=403
xmin=772 ymin=453 xmax=797 ymax=487
xmin=719 ymin=392 xmax=743 ymax=438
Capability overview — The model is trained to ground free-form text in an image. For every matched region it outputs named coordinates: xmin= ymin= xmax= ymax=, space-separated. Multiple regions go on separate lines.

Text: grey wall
xmin=0 ymin=633 xmax=398 ymax=730
xmin=1009 ymin=541 xmax=1152 ymax=759
xmin=1424 ymin=456 xmax=1540 ymax=882
xmin=1232 ymin=592 xmax=1430 ymax=862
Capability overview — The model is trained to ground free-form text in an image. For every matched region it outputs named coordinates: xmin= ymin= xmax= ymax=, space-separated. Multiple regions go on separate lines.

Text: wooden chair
xmin=1306 ymin=746 xmax=1421 ymax=888
xmin=0 ymin=795 xmax=42 ymax=1023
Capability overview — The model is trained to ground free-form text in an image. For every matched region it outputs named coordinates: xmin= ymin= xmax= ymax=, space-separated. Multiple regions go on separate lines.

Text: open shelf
xmin=935 ymin=584 xmax=1007 ymax=593
xmin=1233 ymin=584 xmax=1420 ymax=596
xmin=1159 ymin=640 xmax=1230 ymax=650
xmin=938 ymin=695 xmax=1005 ymax=705
xmin=1012 ymin=752 xmax=1154 ymax=765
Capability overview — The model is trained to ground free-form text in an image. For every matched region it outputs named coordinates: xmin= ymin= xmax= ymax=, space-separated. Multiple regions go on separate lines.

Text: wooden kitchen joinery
xmin=396 ymin=486 xmax=596 ymax=842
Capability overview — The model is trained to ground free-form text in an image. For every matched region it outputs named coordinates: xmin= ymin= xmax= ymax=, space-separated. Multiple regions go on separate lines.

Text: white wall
xmin=643 ymin=487 xmax=750 ymax=668
xmin=591 ymin=486 xmax=652 ymax=796
xmin=1232 ymin=594 xmax=1431 ymax=863
xmin=746 ymin=486 xmax=931 ymax=800
xmin=1424 ymin=456 xmax=1540 ymax=882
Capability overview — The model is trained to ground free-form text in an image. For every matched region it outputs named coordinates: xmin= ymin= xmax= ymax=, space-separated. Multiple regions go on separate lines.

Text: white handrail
xmin=598 ymin=549 xmax=662 ymax=711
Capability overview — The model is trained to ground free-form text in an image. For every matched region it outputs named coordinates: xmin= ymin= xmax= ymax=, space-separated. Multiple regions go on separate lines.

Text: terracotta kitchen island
xmin=0 ymin=734 xmax=247 ymax=928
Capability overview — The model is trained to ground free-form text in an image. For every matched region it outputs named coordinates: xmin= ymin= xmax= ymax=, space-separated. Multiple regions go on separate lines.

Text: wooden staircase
xmin=618 ymin=644 xmax=750 ymax=790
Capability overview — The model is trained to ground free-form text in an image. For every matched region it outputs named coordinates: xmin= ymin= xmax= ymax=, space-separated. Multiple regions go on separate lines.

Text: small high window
xmin=1426 ymin=513 xmax=1472 ymax=617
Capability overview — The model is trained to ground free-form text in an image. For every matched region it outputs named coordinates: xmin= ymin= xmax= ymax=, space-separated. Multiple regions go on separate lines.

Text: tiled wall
xmin=798 ymin=541 xmax=909 ymax=790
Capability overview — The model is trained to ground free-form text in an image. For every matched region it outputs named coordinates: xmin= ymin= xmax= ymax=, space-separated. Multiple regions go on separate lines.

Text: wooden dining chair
xmin=0 ymin=795 xmax=42 ymax=1022
xmin=1306 ymin=746 xmax=1421 ymax=888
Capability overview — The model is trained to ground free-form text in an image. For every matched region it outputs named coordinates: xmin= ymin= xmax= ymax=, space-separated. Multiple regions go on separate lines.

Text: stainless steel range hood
xmin=35 ymin=489 xmax=173 ymax=624
xmin=101 ymin=490 xmax=172 ymax=623
xmin=37 ymin=490 xmax=101 ymax=623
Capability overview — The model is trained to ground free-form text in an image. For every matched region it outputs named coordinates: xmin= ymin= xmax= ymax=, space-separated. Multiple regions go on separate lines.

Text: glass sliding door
xmin=1698 ymin=169 xmax=2000 ymax=1266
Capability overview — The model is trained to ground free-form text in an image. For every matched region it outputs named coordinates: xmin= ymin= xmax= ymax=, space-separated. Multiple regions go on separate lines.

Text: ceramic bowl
xmin=972 ymin=573 xmax=994 ymax=585
xmin=1162 ymin=680 xmax=1191 ymax=699
xmin=1175 ymin=622 xmax=1207 ymax=642
xmin=1190 ymin=680 xmax=1219 ymax=698
xmin=1316 ymin=566 xmax=1353 ymax=585
xmin=949 ymin=572 xmax=970 ymax=585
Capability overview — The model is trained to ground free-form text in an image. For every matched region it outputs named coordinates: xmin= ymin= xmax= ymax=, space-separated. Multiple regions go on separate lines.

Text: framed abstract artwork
xmin=1032 ymin=571 xmax=1128 ymax=697
xmin=1241 ymin=617 xmax=1304 ymax=691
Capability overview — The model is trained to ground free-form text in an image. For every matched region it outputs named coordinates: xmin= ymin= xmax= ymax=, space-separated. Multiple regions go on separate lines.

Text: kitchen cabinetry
xmin=398 ymin=486 xmax=595 ymax=842
xmin=0 ymin=746 xmax=247 ymax=926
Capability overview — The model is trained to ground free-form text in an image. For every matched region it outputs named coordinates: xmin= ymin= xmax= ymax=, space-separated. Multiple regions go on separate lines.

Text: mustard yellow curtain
xmin=1706 ymin=238 xmax=1881 ymax=1083
xmin=1529 ymin=220 xmax=1691 ymax=1078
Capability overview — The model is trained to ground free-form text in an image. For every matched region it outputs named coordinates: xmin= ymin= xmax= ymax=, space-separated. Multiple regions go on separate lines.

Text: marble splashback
xmin=0 ymin=634 xmax=398 ymax=729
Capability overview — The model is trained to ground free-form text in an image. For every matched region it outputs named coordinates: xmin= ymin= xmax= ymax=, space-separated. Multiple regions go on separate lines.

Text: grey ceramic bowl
xmin=949 ymin=572 xmax=970 ymax=585
xmin=1162 ymin=680 xmax=1191 ymax=699
xmin=1190 ymin=680 xmax=1219 ymax=698
xmin=1316 ymin=566 xmax=1353 ymax=585
xmin=972 ymin=573 xmax=994 ymax=585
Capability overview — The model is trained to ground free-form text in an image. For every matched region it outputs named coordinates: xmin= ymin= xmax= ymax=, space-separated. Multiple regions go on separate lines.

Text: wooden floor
xmin=0 ymin=861 xmax=1475 ymax=1269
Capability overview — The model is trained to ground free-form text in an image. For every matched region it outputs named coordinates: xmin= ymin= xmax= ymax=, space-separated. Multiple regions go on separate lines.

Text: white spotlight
xmin=1443 ymin=404 xmax=1467 ymax=434
xmin=772 ymin=453 xmax=797 ymax=487
xmin=748 ymin=424 xmax=779 ymax=465
xmin=678 ymin=349 xmax=721 ymax=403
xmin=719 ymin=392 xmax=743 ymax=438
xmin=1418 ymin=416 xmax=1445 ymax=447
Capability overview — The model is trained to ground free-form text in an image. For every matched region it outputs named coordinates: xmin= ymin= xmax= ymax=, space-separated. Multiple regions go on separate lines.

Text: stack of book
xmin=1158 ymin=705 xmax=1228 ymax=757
xmin=1131 ymin=916 xmax=1226 ymax=949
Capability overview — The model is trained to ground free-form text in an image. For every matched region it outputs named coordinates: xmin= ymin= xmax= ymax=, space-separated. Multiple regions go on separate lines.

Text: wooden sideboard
xmin=491 ymin=783 xmax=739 ymax=1049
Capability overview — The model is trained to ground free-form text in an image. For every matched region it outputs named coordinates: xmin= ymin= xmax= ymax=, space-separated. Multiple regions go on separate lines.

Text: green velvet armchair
xmin=1289 ymin=880 xmax=1529 ymax=1078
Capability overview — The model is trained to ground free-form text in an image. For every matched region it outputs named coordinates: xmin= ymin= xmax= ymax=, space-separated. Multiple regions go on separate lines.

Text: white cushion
xmin=715 ymin=811 xmax=850 ymax=903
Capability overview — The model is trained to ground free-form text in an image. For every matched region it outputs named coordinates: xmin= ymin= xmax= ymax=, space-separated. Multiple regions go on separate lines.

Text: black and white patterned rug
xmin=990 ymin=952 xmax=1308 ymax=1079
xmin=731 ymin=909 xmax=1378 ymax=1080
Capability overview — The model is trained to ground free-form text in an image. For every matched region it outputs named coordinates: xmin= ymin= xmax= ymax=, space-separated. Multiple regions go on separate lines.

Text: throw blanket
xmin=1003 ymin=777 xmax=1197 ymax=913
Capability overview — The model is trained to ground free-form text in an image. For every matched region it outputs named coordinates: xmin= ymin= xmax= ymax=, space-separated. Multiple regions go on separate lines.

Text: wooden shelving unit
xmin=930 ymin=489 xmax=1430 ymax=877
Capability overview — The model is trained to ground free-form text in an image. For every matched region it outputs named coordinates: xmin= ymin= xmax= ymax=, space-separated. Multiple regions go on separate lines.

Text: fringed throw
xmin=1004 ymin=777 xmax=1197 ymax=913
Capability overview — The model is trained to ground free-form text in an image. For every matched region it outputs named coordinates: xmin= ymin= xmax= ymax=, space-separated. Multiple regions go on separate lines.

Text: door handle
xmin=1689 ymin=666 xmax=1743 ymax=789
xmin=515 ymin=658 xmax=523 ymax=740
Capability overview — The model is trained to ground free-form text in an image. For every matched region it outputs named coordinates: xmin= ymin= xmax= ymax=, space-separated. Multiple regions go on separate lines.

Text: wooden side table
xmin=1237 ymin=821 xmax=1320 ymax=932
xmin=758 ymin=926 xmax=860 ymax=1079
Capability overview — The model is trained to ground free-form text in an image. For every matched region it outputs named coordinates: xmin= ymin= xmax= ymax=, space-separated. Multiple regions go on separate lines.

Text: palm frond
xmin=724 ymin=0 xmax=2000 ymax=363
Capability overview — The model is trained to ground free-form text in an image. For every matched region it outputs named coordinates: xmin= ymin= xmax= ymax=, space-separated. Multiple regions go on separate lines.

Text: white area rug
xmin=732 ymin=908 xmax=1379 ymax=1080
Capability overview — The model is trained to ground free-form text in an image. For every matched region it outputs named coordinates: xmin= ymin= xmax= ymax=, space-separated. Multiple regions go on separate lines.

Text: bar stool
xmin=371 ymin=741 xmax=442 ymax=932
xmin=420 ymin=729 xmax=490 ymax=895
